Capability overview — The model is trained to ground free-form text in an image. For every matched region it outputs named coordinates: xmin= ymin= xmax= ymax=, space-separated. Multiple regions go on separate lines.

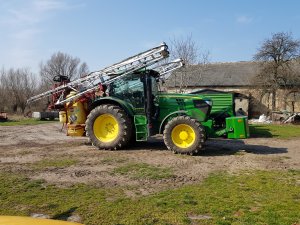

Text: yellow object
xmin=171 ymin=124 xmax=196 ymax=148
xmin=93 ymin=114 xmax=119 ymax=142
xmin=66 ymin=92 xmax=86 ymax=124
xmin=0 ymin=216 xmax=83 ymax=225
xmin=67 ymin=124 xmax=85 ymax=136
xmin=59 ymin=111 xmax=67 ymax=123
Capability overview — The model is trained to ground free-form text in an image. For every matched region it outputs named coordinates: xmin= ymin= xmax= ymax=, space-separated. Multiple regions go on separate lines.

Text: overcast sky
xmin=1 ymin=0 xmax=300 ymax=73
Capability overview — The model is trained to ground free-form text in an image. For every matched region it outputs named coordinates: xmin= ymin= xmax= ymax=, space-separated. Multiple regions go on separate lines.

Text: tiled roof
xmin=164 ymin=61 xmax=260 ymax=87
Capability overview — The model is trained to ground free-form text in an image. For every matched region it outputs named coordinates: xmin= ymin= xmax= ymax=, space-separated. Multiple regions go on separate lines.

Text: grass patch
xmin=249 ymin=124 xmax=300 ymax=139
xmin=113 ymin=163 xmax=174 ymax=180
xmin=0 ymin=118 xmax=56 ymax=126
xmin=18 ymin=150 xmax=34 ymax=156
xmin=0 ymin=170 xmax=299 ymax=225
xmin=31 ymin=159 xmax=78 ymax=170
xmin=100 ymin=157 xmax=128 ymax=165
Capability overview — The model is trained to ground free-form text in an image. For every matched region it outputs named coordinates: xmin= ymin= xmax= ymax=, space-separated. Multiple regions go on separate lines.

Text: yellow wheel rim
xmin=93 ymin=114 xmax=119 ymax=143
xmin=171 ymin=124 xmax=196 ymax=148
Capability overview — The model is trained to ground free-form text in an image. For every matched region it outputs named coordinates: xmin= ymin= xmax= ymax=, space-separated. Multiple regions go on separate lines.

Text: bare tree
xmin=79 ymin=62 xmax=89 ymax=78
xmin=0 ymin=68 xmax=8 ymax=111
xmin=253 ymin=32 xmax=300 ymax=111
xmin=2 ymin=68 xmax=37 ymax=113
xmin=169 ymin=34 xmax=210 ymax=92
xmin=40 ymin=52 xmax=89 ymax=86
xmin=170 ymin=34 xmax=199 ymax=65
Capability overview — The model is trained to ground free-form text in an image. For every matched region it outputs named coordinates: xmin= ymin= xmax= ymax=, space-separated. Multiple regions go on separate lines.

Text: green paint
xmin=134 ymin=115 xmax=148 ymax=141
xmin=226 ymin=117 xmax=249 ymax=139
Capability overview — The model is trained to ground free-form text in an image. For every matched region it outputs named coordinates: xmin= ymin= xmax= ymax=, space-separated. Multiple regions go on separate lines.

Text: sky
xmin=1 ymin=0 xmax=300 ymax=74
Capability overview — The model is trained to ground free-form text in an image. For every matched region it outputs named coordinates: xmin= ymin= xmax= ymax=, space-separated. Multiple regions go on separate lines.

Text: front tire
xmin=163 ymin=116 xmax=205 ymax=155
xmin=86 ymin=104 xmax=132 ymax=150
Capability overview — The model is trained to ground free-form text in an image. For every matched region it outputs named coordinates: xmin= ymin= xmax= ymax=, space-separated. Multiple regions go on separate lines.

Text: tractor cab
xmin=108 ymin=69 xmax=160 ymax=118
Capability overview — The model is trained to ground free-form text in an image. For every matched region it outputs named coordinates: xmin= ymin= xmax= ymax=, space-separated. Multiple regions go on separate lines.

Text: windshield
xmin=109 ymin=73 xmax=145 ymax=109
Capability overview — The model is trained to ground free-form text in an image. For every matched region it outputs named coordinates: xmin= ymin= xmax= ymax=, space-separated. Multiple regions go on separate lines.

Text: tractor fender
xmin=90 ymin=97 xmax=134 ymax=117
xmin=159 ymin=110 xmax=187 ymax=134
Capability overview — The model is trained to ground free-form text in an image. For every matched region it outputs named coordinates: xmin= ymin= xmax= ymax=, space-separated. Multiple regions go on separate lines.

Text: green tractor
xmin=28 ymin=43 xmax=249 ymax=155
xmin=85 ymin=69 xmax=249 ymax=155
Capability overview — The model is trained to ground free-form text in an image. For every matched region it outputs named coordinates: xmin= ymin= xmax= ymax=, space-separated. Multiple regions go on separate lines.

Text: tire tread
xmin=163 ymin=116 xmax=205 ymax=155
xmin=85 ymin=104 xmax=132 ymax=150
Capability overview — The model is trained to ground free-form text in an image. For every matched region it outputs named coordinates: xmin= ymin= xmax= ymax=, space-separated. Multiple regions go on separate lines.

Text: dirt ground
xmin=0 ymin=123 xmax=299 ymax=196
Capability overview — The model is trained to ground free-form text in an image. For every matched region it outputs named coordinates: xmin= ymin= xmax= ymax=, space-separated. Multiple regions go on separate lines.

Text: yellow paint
xmin=171 ymin=124 xmax=196 ymax=148
xmin=0 ymin=216 xmax=83 ymax=225
xmin=59 ymin=111 xmax=67 ymax=123
xmin=67 ymin=124 xmax=85 ymax=136
xmin=66 ymin=92 xmax=86 ymax=124
xmin=93 ymin=114 xmax=119 ymax=142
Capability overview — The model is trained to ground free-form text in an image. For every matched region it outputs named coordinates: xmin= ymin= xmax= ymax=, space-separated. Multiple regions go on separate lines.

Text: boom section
xmin=27 ymin=43 xmax=170 ymax=105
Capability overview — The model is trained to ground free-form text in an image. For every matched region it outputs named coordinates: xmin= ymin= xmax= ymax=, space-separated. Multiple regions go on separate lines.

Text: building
xmin=164 ymin=61 xmax=300 ymax=118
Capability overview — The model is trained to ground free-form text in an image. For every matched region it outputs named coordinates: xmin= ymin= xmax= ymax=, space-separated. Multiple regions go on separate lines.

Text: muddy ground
xmin=0 ymin=123 xmax=299 ymax=196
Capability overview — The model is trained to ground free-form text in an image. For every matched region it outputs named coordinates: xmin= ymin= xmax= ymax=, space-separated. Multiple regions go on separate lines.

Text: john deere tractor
xmin=27 ymin=43 xmax=249 ymax=155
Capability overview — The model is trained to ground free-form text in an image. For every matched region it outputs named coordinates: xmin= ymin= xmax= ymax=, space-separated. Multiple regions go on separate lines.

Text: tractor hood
xmin=158 ymin=92 xmax=212 ymax=122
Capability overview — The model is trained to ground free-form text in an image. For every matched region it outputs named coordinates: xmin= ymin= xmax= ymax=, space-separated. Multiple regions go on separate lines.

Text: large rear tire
xmin=163 ymin=116 xmax=205 ymax=155
xmin=86 ymin=104 xmax=132 ymax=150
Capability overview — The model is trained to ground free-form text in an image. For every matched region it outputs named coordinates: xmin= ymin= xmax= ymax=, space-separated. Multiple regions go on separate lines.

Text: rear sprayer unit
xmin=27 ymin=43 xmax=249 ymax=155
